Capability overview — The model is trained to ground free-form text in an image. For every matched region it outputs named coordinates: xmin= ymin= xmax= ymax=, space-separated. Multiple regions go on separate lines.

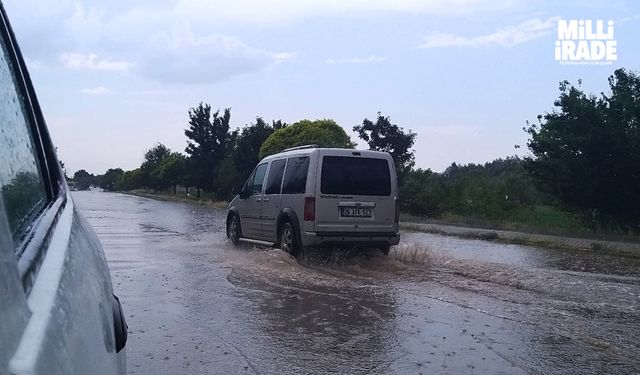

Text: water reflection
xmin=227 ymin=265 xmax=399 ymax=374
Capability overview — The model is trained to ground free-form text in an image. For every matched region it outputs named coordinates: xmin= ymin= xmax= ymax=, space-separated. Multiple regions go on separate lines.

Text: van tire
xmin=380 ymin=245 xmax=391 ymax=255
xmin=227 ymin=215 xmax=241 ymax=246
xmin=279 ymin=222 xmax=301 ymax=258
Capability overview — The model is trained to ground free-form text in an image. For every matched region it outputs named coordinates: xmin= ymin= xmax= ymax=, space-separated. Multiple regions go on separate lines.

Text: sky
xmin=2 ymin=0 xmax=639 ymax=174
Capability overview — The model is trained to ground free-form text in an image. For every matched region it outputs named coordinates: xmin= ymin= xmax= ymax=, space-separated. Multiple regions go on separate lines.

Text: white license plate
xmin=340 ymin=207 xmax=372 ymax=218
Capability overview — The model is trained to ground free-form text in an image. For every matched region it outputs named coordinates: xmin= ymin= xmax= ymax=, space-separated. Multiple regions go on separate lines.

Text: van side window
xmin=282 ymin=156 xmax=310 ymax=194
xmin=0 ymin=32 xmax=48 ymax=245
xmin=251 ymin=163 xmax=268 ymax=195
xmin=265 ymin=159 xmax=286 ymax=195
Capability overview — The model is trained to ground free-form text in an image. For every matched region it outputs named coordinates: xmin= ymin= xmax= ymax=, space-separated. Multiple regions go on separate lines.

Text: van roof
xmin=260 ymin=147 xmax=392 ymax=163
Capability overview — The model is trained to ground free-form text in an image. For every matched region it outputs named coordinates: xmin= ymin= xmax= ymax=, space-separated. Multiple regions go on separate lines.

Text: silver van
xmin=226 ymin=145 xmax=400 ymax=258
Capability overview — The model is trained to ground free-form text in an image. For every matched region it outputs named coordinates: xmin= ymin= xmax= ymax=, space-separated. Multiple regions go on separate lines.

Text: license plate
xmin=340 ymin=207 xmax=372 ymax=218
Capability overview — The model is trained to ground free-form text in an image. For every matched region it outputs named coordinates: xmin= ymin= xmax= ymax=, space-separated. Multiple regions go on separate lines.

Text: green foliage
xmin=72 ymin=169 xmax=95 ymax=190
xmin=214 ymin=156 xmax=243 ymax=200
xmin=525 ymin=68 xmax=640 ymax=231
xmin=354 ymin=113 xmax=417 ymax=176
xmin=259 ymin=119 xmax=355 ymax=159
xmin=234 ymin=118 xmax=281 ymax=174
xmin=140 ymin=143 xmax=172 ymax=190
xmin=184 ymin=103 xmax=233 ymax=194
xmin=117 ymin=169 xmax=143 ymax=191
xmin=158 ymin=153 xmax=186 ymax=194
xmin=398 ymin=158 xmax=580 ymax=233
xmin=100 ymin=168 xmax=123 ymax=191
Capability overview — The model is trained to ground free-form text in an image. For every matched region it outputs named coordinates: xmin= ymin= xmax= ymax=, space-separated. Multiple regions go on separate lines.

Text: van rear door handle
xmin=255 ymin=198 xmax=262 ymax=202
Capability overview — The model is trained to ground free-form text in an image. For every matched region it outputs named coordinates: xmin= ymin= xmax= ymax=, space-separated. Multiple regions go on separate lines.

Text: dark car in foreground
xmin=0 ymin=2 xmax=127 ymax=374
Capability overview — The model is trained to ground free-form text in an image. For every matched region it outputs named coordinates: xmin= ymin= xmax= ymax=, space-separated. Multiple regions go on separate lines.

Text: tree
xmin=117 ymin=169 xmax=143 ymax=191
xmin=259 ymin=119 xmax=354 ymax=159
xmin=100 ymin=168 xmax=124 ymax=191
xmin=525 ymin=68 xmax=640 ymax=231
xmin=184 ymin=103 xmax=233 ymax=197
xmin=141 ymin=143 xmax=172 ymax=190
xmin=72 ymin=169 xmax=93 ymax=190
xmin=354 ymin=112 xmax=417 ymax=177
xmin=234 ymin=117 xmax=282 ymax=174
xmin=159 ymin=153 xmax=186 ymax=195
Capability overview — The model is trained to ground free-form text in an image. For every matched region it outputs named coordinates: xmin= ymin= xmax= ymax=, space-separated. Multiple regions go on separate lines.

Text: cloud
xmin=140 ymin=28 xmax=294 ymax=84
xmin=272 ymin=52 xmax=298 ymax=63
xmin=173 ymin=0 xmax=521 ymax=23
xmin=325 ymin=55 xmax=387 ymax=64
xmin=418 ymin=16 xmax=560 ymax=48
xmin=80 ymin=86 xmax=112 ymax=95
xmin=60 ymin=52 xmax=134 ymax=71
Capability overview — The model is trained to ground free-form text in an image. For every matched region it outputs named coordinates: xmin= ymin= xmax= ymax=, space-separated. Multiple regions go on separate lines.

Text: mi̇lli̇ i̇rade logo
xmin=555 ymin=20 xmax=617 ymax=65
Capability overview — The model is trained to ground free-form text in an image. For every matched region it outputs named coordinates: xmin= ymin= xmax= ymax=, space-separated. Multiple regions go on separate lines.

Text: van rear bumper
xmin=302 ymin=231 xmax=400 ymax=246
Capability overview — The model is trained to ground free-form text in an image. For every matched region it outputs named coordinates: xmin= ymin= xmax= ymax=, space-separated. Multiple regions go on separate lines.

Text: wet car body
xmin=0 ymin=2 xmax=127 ymax=374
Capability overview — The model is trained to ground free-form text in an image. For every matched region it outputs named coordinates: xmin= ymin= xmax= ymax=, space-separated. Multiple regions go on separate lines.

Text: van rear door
xmin=314 ymin=153 xmax=397 ymax=234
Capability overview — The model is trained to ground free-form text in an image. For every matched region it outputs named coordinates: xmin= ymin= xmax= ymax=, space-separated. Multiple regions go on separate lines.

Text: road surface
xmin=73 ymin=191 xmax=640 ymax=375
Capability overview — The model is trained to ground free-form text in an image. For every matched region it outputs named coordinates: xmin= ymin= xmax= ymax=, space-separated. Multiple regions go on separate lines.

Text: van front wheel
xmin=279 ymin=222 xmax=300 ymax=258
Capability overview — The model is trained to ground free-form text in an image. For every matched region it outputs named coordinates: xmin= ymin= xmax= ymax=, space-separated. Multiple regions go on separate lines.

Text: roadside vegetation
xmin=68 ymin=68 xmax=640 ymax=238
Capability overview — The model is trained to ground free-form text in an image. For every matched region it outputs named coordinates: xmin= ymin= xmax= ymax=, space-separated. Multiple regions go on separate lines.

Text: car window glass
xmin=0 ymin=34 xmax=47 ymax=243
xmin=265 ymin=159 xmax=286 ymax=195
xmin=242 ymin=169 xmax=256 ymax=196
xmin=282 ymin=156 xmax=310 ymax=194
xmin=251 ymin=163 xmax=268 ymax=195
xmin=321 ymin=156 xmax=391 ymax=196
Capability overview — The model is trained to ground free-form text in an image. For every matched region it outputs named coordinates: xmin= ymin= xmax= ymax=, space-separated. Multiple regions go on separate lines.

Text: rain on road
xmin=73 ymin=191 xmax=640 ymax=375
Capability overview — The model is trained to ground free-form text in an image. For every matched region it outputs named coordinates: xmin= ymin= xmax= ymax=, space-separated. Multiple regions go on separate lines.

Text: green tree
xmin=100 ymin=168 xmax=124 ymax=191
xmin=159 ymin=153 xmax=186 ymax=195
xmin=184 ymin=103 xmax=232 ymax=197
xmin=259 ymin=119 xmax=354 ymax=159
xmin=117 ymin=169 xmax=143 ymax=191
xmin=234 ymin=117 xmax=283 ymax=174
xmin=353 ymin=112 xmax=417 ymax=177
xmin=525 ymin=68 xmax=640 ymax=231
xmin=141 ymin=143 xmax=172 ymax=190
xmin=72 ymin=169 xmax=93 ymax=190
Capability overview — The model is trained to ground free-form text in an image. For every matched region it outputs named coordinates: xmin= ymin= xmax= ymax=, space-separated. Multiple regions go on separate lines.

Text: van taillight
xmin=395 ymin=200 xmax=400 ymax=223
xmin=304 ymin=197 xmax=315 ymax=221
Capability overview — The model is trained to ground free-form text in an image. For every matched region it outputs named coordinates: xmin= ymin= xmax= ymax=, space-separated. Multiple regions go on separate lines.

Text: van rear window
xmin=321 ymin=156 xmax=391 ymax=196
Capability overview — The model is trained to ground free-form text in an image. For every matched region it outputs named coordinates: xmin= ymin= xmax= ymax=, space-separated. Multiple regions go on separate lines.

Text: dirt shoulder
xmin=401 ymin=221 xmax=640 ymax=256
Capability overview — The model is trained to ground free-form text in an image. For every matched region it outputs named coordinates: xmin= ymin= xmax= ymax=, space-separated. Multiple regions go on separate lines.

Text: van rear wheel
xmin=279 ymin=222 xmax=300 ymax=258
xmin=227 ymin=215 xmax=241 ymax=246
xmin=379 ymin=245 xmax=391 ymax=255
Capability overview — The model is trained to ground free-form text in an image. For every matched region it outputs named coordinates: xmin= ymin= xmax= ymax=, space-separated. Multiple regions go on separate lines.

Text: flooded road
xmin=73 ymin=191 xmax=640 ymax=375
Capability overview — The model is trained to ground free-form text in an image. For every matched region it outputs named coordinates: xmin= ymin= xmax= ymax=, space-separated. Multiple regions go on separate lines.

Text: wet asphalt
xmin=72 ymin=191 xmax=640 ymax=375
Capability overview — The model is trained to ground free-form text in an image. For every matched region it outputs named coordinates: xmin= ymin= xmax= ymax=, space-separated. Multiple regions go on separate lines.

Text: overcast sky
xmin=3 ymin=0 xmax=639 ymax=174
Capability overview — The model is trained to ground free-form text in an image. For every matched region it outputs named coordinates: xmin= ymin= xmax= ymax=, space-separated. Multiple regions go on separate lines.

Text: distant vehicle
xmin=226 ymin=145 xmax=400 ymax=258
xmin=0 ymin=2 xmax=127 ymax=374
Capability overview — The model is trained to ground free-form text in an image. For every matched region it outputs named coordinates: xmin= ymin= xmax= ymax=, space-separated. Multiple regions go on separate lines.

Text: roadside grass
xmin=126 ymin=188 xmax=228 ymax=209
xmin=388 ymin=242 xmax=438 ymax=266
xmin=401 ymin=205 xmax=640 ymax=244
